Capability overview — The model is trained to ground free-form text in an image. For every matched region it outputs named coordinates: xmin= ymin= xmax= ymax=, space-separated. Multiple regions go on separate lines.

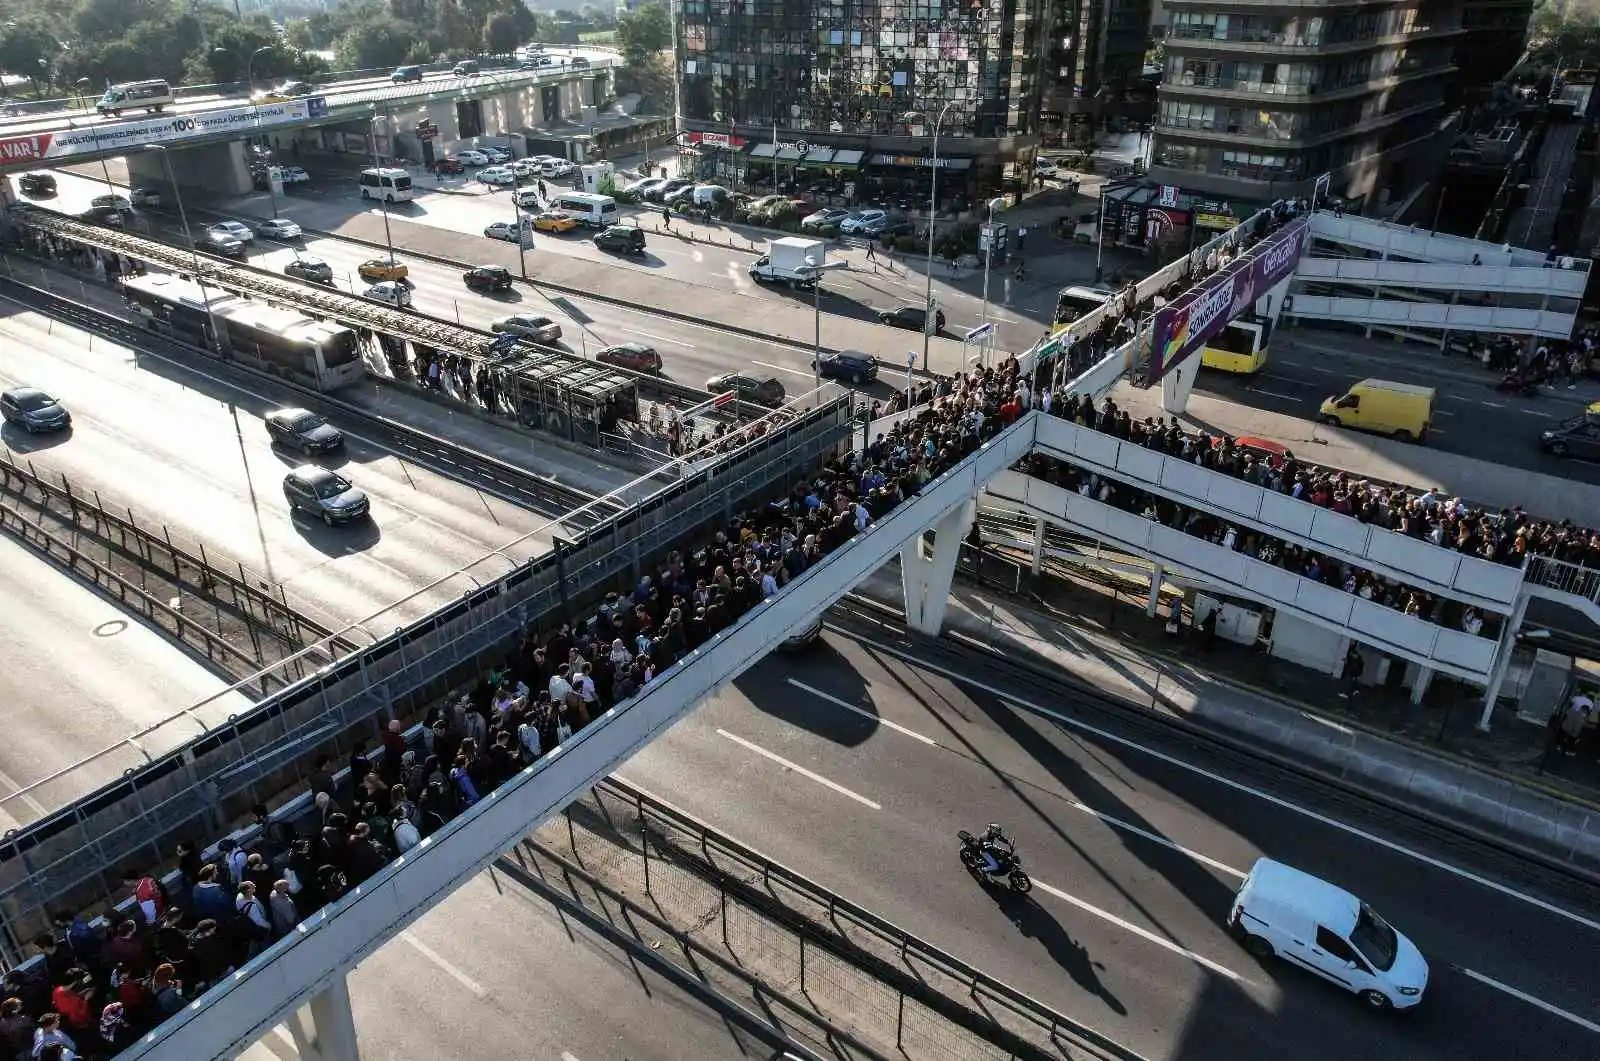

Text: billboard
xmin=0 ymin=99 xmax=318 ymax=163
xmin=1143 ymin=215 xmax=1311 ymax=385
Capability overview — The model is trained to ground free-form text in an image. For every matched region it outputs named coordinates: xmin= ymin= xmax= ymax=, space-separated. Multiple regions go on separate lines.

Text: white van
xmin=691 ymin=184 xmax=730 ymax=205
xmin=358 ymin=167 xmax=414 ymax=203
xmin=553 ymin=191 xmax=618 ymax=228
xmin=1228 ymin=858 xmax=1429 ymax=1010
xmin=97 ymin=79 xmax=174 ymax=117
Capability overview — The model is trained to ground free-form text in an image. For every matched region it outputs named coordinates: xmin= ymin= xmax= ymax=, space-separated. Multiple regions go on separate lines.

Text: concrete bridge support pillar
xmin=1161 ymin=354 xmax=1200 ymax=416
xmin=1478 ymin=592 xmax=1531 ymax=731
xmin=901 ymin=498 xmax=976 ymax=636
xmin=285 ymin=972 xmax=361 ymax=1061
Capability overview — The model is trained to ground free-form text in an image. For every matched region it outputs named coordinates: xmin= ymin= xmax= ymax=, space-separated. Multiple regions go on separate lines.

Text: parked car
xmin=596 ymin=343 xmax=663 ymax=373
xmin=801 ymin=207 xmax=850 ymax=232
xmin=483 ymin=220 xmax=532 ymax=242
xmin=463 ymin=265 xmax=514 ymax=293
xmin=358 ymin=258 xmax=409 ymax=283
xmin=363 ymin=280 xmax=412 ymax=307
xmin=490 ymin=313 xmax=562 ymax=343
xmin=478 ymin=165 xmax=517 ymax=187
xmin=838 ymin=208 xmax=889 ymax=234
xmin=0 ymin=387 xmax=70 ymax=433
xmin=434 ymin=157 xmax=467 ymax=175
xmin=194 ymin=233 xmax=246 ymax=259
xmin=878 ymin=305 xmax=945 ymax=333
xmin=274 ymin=165 xmax=311 ymax=185
xmin=390 ymin=65 xmax=424 ymax=83
xmin=482 ymin=146 xmax=512 ymax=164
xmin=450 ymin=150 xmax=490 ymax=167
xmin=662 ymin=183 xmax=698 ymax=205
xmin=593 ymin=225 xmax=645 ymax=256
xmin=265 ymin=408 xmax=345 ymax=454
xmin=629 ymin=177 xmax=668 ymax=200
xmin=860 ymin=216 xmax=912 ymax=239
xmin=283 ymin=465 xmax=368 ymax=526
xmin=284 ymin=256 xmax=334 ymax=284
xmin=511 ymin=159 xmax=540 ymax=179
xmin=529 ymin=211 xmax=578 ymax=233
xmin=254 ymin=218 xmax=302 ymax=240
xmin=539 ymin=159 xmax=576 ymax=178
xmin=207 ymin=219 xmax=255 ymax=244
xmin=1540 ymin=408 xmax=1600 ymax=458
xmin=18 ymin=172 xmax=56 ymax=197
xmin=814 ymin=350 xmax=879 ymax=385
xmin=706 ymin=373 xmax=786 ymax=408
xmin=653 ymin=179 xmax=694 ymax=202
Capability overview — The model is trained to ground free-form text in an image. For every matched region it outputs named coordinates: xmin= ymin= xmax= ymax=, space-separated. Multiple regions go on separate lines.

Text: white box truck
xmin=750 ymin=236 xmax=830 ymax=288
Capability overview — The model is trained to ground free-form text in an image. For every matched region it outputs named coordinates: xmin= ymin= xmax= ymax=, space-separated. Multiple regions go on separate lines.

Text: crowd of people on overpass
xmin=4 ymin=355 xmax=1030 ymax=1058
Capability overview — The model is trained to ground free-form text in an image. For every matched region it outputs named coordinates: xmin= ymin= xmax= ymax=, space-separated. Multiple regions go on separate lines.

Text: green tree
xmin=1528 ymin=7 xmax=1600 ymax=68
xmin=335 ymin=15 xmax=421 ymax=70
xmin=616 ymin=2 xmax=670 ymax=67
xmin=484 ymin=10 xmax=521 ymax=54
xmin=72 ymin=0 xmax=177 ymax=44
xmin=434 ymin=0 xmax=477 ymax=52
xmin=0 ymin=17 xmax=60 ymax=95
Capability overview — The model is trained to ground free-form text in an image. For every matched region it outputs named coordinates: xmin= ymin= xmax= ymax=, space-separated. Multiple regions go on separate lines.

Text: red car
xmin=596 ymin=343 xmax=663 ymax=373
xmin=434 ymin=157 xmax=466 ymax=175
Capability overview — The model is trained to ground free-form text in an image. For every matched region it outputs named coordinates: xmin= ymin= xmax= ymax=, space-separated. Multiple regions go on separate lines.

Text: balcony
xmin=1159 ymin=65 xmax=1455 ymax=106
xmin=1154 ymin=98 xmax=1447 ymax=151
xmin=1166 ymin=27 xmax=1466 ymax=58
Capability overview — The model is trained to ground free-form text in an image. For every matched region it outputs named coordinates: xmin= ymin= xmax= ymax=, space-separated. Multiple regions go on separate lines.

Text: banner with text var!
xmin=1142 ymin=215 xmax=1311 ymax=386
xmin=0 ymin=99 xmax=318 ymax=164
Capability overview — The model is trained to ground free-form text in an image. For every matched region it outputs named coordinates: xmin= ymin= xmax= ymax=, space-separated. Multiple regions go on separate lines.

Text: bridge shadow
xmin=732 ymin=640 xmax=878 ymax=746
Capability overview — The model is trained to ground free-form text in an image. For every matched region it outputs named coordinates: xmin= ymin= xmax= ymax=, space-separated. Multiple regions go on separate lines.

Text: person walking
xmin=1339 ymin=648 xmax=1365 ymax=700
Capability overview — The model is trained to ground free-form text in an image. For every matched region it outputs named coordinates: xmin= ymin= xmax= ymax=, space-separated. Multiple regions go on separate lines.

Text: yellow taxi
xmin=530 ymin=211 xmax=579 ymax=233
xmin=251 ymin=81 xmax=314 ymax=105
xmin=357 ymin=258 xmax=409 ymax=283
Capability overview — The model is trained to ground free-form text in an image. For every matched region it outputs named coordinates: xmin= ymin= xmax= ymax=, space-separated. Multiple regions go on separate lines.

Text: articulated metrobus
xmin=122 ymin=273 xmax=365 ymax=391
xmin=1200 ymin=316 xmax=1271 ymax=374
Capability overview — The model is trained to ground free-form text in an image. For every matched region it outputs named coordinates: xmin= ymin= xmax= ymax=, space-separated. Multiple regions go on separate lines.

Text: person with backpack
xmin=121 ymin=868 xmax=167 ymax=926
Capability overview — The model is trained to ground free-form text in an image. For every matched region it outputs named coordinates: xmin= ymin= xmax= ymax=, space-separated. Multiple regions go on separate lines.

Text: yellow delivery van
xmin=1318 ymin=379 xmax=1434 ymax=443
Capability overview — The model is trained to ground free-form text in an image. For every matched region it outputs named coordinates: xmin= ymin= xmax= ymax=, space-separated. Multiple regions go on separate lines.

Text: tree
xmin=434 ymin=0 xmax=478 ymax=53
xmin=485 ymin=11 xmax=521 ymax=55
xmin=335 ymin=15 xmax=421 ymax=70
xmin=1528 ymin=7 xmax=1600 ymax=69
xmin=0 ymin=17 xmax=60 ymax=95
xmin=617 ymin=2 xmax=670 ymax=68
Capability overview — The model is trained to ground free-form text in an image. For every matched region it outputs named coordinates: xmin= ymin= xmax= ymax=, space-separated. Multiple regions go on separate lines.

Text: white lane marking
xmin=786 ymin=678 xmax=938 ymax=745
xmin=786 ymin=679 xmax=1241 ymax=876
xmin=751 ymin=359 xmax=815 ymax=379
xmin=561 ymin=1053 xmax=584 ymax=1061
xmin=716 ymin=729 xmax=882 ymax=810
xmin=1457 ymin=967 xmax=1600 ymax=1034
xmin=1432 ymin=410 xmax=1456 ymax=418
xmin=620 ymin=330 xmax=696 ymax=349
xmin=836 ymin=629 xmax=1600 ymax=935
xmin=1030 ymin=879 xmax=1245 ymax=982
xmin=401 ymin=931 xmax=488 ymax=997
xmin=1477 ymin=400 xmax=1505 ymax=408
xmin=1244 ymin=388 xmax=1303 ymax=401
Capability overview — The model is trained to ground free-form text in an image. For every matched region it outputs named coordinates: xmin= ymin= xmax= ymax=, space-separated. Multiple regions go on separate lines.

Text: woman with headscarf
xmin=100 ymin=1001 xmax=137 ymax=1052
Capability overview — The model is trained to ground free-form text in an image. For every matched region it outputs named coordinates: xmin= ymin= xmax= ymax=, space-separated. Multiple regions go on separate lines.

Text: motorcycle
xmin=1496 ymin=369 xmax=1544 ymax=395
xmin=957 ymin=830 xmax=1033 ymax=892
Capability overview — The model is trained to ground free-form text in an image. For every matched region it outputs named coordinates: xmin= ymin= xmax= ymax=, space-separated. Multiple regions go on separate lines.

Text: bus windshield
xmin=1055 ymin=287 xmax=1112 ymax=325
xmin=1209 ymin=322 xmax=1260 ymax=355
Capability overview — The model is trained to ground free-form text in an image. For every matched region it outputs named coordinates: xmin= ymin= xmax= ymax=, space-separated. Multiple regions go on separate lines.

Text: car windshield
xmin=288 ymin=413 xmax=325 ymax=432
xmin=1350 ymin=905 xmax=1399 ymax=971
xmin=16 ymin=392 xmax=54 ymax=411
xmin=313 ymin=476 xmax=351 ymax=500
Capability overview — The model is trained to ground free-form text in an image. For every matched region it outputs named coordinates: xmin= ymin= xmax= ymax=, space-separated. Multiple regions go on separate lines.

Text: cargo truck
xmin=749 ymin=236 xmax=830 ymax=288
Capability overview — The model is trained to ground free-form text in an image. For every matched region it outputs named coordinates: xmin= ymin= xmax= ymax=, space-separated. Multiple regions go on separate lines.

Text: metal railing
xmin=0 ymin=397 xmax=856 ymax=956
xmin=537 ymin=778 xmax=1143 ymax=1061
xmin=1525 ymin=554 xmax=1600 ymax=609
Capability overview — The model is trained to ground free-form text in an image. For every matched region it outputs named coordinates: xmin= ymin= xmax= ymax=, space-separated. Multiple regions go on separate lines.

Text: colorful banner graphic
xmin=0 ymin=98 xmax=321 ymax=163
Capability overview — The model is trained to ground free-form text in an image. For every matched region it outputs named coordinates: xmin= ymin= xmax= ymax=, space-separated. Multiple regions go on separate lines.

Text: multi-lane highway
xmin=610 ymin=618 xmax=1600 ymax=1061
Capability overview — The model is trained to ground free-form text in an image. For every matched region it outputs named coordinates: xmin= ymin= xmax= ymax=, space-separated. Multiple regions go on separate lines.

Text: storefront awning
xmin=831 ymin=149 xmax=865 ymax=166
xmin=801 ymin=146 xmax=836 ymax=167
xmin=776 ymin=145 xmax=804 ymax=161
xmin=749 ymin=143 xmax=777 ymax=158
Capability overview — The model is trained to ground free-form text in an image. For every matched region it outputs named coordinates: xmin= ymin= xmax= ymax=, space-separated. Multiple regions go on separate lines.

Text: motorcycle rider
xmin=977 ymin=823 xmax=1014 ymax=875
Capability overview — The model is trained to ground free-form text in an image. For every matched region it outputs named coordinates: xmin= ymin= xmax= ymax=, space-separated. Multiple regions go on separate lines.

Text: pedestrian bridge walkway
xmin=1282 ymin=293 xmax=1576 ymax=338
xmin=1307 ymin=211 xmax=1585 ymax=271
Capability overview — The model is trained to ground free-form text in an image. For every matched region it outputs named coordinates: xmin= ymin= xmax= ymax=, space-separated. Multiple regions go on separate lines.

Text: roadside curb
xmin=840 ymin=583 xmax=1600 ymax=884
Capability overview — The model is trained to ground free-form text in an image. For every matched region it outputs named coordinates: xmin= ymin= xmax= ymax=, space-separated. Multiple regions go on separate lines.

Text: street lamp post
xmin=801 ymin=259 xmax=851 ymax=401
xmin=907 ymin=100 xmax=955 ymax=373
xmin=70 ymin=81 xmax=118 ymax=199
xmin=144 ymin=143 xmax=220 ymax=340
xmin=979 ymin=195 xmax=1007 ymax=328
xmin=369 ymin=109 xmax=396 ymax=261
xmin=216 ymin=44 xmax=272 ymax=98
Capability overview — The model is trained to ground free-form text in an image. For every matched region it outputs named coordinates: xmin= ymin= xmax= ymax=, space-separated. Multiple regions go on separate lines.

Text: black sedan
xmin=18 ymin=172 xmax=56 ymax=197
xmin=194 ymin=234 xmax=247 ymax=260
xmin=814 ymin=350 xmax=879 ymax=385
xmin=463 ymin=265 xmax=514 ymax=293
xmin=265 ymin=408 xmax=345 ymax=454
xmin=284 ymin=257 xmax=334 ymax=284
xmin=878 ymin=305 xmax=946 ymax=333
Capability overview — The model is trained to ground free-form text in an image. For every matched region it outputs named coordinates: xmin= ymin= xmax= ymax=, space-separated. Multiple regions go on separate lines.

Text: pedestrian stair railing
xmin=1523 ymin=554 xmax=1600 ymax=622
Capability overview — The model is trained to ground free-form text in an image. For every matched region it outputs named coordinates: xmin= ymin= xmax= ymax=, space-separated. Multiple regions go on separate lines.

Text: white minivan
xmin=553 ymin=191 xmax=618 ymax=228
xmin=1228 ymin=859 xmax=1429 ymax=1010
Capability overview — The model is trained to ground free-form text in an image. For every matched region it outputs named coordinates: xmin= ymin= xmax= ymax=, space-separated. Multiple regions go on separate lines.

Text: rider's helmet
xmin=985 ymin=823 xmax=1003 ymax=839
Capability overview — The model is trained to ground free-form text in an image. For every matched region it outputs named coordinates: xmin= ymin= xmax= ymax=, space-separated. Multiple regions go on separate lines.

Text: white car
xmin=275 ymin=165 xmax=311 ymax=184
xmin=254 ymin=218 xmax=302 ymax=240
xmin=483 ymin=220 xmax=532 ymax=242
xmin=1036 ymin=158 xmax=1060 ymax=178
xmin=511 ymin=159 xmax=540 ymax=178
xmin=451 ymin=150 xmax=490 ymax=167
xmin=208 ymin=220 xmax=255 ymax=243
xmin=362 ymin=281 xmax=412 ymax=308
xmin=482 ymin=146 xmax=512 ymax=164
xmin=539 ymin=159 xmax=575 ymax=178
xmin=478 ymin=165 xmax=517 ymax=187
xmin=838 ymin=208 xmax=888 ymax=234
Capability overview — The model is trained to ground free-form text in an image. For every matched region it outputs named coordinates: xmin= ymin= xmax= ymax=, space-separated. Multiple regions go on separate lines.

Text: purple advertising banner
xmin=1143 ymin=215 xmax=1312 ymax=385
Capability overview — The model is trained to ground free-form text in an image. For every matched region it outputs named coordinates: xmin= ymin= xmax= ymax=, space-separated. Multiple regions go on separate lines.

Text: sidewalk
xmin=846 ymin=555 xmax=1600 ymax=876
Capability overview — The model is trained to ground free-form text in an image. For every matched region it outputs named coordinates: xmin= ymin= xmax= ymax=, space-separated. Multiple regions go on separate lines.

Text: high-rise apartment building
xmin=1146 ymin=0 xmax=1465 ymax=206
xmin=675 ymin=0 xmax=1047 ymax=206
xmin=1038 ymin=0 xmax=1154 ymax=145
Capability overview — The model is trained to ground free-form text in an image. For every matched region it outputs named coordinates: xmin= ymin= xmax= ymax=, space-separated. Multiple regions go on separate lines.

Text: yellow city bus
xmin=1201 ymin=316 xmax=1270 ymax=374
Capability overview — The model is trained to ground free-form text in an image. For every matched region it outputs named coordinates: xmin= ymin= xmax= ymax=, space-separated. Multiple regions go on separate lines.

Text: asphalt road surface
xmin=613 ymin=621 xmax=1600 ymax=1061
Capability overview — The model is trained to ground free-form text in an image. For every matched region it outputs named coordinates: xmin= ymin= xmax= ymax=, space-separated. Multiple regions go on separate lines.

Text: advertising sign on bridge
xmin=1142 ymin=215 xmax=1311 ymax=385
xmin=0 ymin=99 xmax=320 ymax=164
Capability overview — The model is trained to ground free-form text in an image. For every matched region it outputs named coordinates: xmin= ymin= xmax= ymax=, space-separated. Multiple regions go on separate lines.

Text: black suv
xmin=878 ymin=305 xmax=946 ymax=333
xmin=391 ymin=65 xmax=424 ymax=83
xmin=594 ymin=225 xmax=645 ymax=257
xmin=707 ymin=372 xmax=786 ymax=408
xmin=463 ymin=265 xmax=514 ymax=293
xmin=18 ymin=173 xmax=56 ymax=197
xmin=1540 ymin=413 xmax=1600 ymax=459
xmin=284 ymin=257 xmax=334 ymax=284
xmin=815 ymin=350 xmax=879 ymax=385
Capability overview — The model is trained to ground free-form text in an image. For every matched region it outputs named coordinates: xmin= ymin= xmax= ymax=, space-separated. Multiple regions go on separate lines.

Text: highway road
xmin=0 ymin=529 xmax=253 ymax=831
xmin=0 ymin=297 xmax=593 ymax=630
xmin=609 ymin=620 xmax=1600 ymax=1061
xmin=239 ymin=870 xmax=769 ymax=1061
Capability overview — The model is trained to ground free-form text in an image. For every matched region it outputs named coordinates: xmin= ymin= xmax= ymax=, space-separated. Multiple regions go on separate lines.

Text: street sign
xmin=965 ymin=323 xmax=995 ymax=341
xmin=307 ymin=96 xmax=328 ymax=120
xmin=712 ymin=390 xmax=736 ymax=408
xmin=1157 ymin=184 xmax=1179 ymax=208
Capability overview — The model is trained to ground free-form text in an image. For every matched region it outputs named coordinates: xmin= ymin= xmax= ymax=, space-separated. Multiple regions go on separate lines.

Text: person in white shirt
xmin=548 ymin=666 xmax=572 ymax=707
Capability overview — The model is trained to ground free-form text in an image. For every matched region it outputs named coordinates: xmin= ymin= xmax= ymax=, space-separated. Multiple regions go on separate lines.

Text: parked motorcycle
xmin=957 ymin=829 xmax=1033 ymax=892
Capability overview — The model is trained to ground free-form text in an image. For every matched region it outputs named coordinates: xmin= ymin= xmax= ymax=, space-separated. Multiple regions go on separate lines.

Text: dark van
xmin=594 ymin=225 xmax=645 ymax=257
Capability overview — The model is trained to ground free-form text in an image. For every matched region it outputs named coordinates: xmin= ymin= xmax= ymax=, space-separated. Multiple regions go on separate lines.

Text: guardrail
xmin=0 ymin=268 xmax=618 ymax=520
xmin=1525 ymin=554 xmax=1600 ymax=611
xmin=544 ymin=778 xmax=1142 ymax=1061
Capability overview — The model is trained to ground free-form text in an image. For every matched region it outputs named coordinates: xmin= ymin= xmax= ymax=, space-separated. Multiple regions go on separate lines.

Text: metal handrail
xmin=1525 ymin=554 xmax=1600 ymax=605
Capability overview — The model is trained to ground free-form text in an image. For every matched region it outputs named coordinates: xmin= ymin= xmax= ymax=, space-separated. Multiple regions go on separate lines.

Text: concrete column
xmin=1409 ymin=664 xmax=1434 ymax=705
xmin=1258 ymin=277 xmax=1293 ymax=330
xmin=1030 ymin=515 xmax=1046 ymax=576
xmin=285 ymin=973 xmax=361 ymax=1061
xmin=901 ymin=498 xmax=976 ymax=636
xmin=1146 ymin=563 xmax=1164 ymax=617
xmin=1478 ymin=592 xmax=1531 ymax=731
xmin=1160 ymin=354 xmax=1200 ymax=415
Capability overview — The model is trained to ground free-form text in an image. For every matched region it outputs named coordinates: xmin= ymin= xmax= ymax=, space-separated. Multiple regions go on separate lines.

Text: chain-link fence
xmin=529 ymin=781 xmax=1141 ymax=1061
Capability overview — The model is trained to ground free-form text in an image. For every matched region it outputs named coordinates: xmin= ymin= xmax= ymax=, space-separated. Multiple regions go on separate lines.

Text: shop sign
xmin=870 ymin=153 xmax=958 ymax=168
xmin=1192 ymin=198 xmax=1236 ymax=229
xmin=1144 ymin=206 xmax=1187 ymax=243
xmin=691 ymin=131 xmax=746 ymax=149
xmin=1157 ymin=184 xmax=1180 ymax=208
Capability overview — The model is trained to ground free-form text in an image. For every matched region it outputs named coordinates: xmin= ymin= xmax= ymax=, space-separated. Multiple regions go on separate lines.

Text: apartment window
xmin=1155 ymin=142 xmax=1210 ymax=170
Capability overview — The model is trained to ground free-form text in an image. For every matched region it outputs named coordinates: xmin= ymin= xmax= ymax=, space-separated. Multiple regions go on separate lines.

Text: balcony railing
xmin=1525 ymin=554 xmax=1600 ymax=611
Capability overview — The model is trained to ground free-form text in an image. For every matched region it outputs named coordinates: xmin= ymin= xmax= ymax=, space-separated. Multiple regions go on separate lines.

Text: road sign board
xmin=965 ymin=323 xmax=995 ymax=341
xmin=712 ymin=390 xmax=736 ymax=407
xmin=307 ymin=96 xmax=328 ymax=119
